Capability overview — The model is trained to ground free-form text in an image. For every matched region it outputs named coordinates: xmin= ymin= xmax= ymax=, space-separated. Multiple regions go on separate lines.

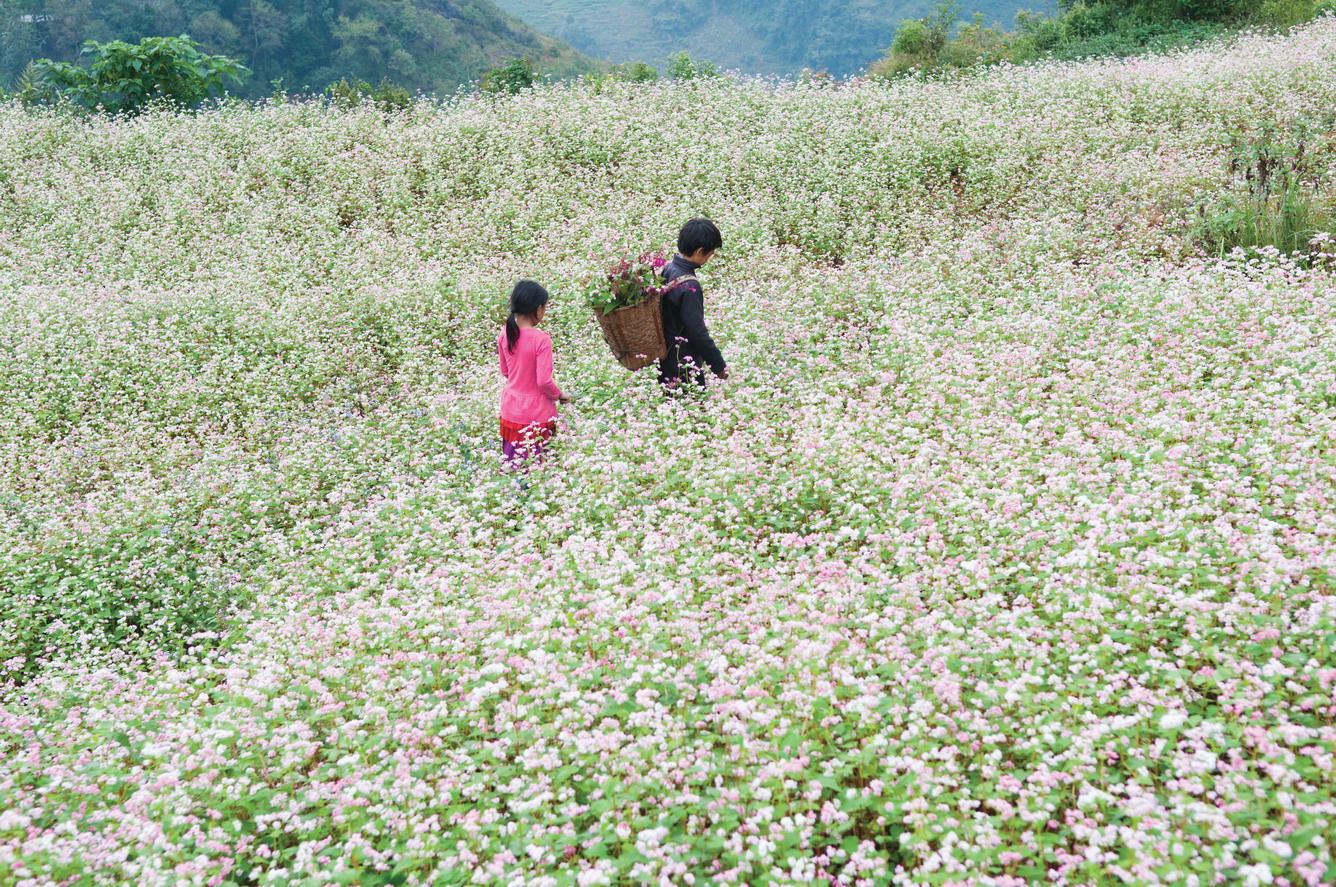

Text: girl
xmin=498 ymin=280 xmax=570 ymax=466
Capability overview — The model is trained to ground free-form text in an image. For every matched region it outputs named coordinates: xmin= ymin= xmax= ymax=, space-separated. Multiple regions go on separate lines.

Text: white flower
xmin=1159 ymin=711 xmax=1187 ymax=731
xmin=1238 ymin=863 xmax=1273 ymax=887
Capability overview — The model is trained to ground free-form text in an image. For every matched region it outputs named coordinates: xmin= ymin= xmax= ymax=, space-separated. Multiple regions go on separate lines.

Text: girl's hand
xmin=559 ymin=393 xmax=574 ymax=404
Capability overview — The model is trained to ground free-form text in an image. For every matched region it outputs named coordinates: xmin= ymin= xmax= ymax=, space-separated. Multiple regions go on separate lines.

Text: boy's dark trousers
xmin=659 ymin=354 xmax=710 ymax=391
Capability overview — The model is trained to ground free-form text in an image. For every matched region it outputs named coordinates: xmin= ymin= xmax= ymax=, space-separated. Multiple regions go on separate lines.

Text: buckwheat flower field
xmin=2 ymin=18 xmax=1336 ymax=887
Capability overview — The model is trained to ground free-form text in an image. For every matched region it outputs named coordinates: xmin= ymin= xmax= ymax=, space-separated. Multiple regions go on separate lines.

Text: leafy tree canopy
xmin=35 ymin=35 xmax=248 ymax=113
xmin=0 ymin=0 xmax=597 ymax=95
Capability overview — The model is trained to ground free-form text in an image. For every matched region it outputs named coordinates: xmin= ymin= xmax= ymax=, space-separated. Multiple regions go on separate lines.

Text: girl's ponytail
xmin=505 ymin=311 xmax=521 ymax=354
xmin=506 ymin=280 xmax=550 ymax=354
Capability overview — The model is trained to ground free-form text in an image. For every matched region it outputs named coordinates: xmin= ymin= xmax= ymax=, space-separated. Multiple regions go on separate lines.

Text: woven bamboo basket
xmin=593 ymin=290 xmax=667 ymax=371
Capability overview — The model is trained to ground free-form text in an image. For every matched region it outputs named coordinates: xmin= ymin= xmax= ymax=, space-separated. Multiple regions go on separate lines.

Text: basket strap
xmin=665 ymin=272 xmax=698 ymax=289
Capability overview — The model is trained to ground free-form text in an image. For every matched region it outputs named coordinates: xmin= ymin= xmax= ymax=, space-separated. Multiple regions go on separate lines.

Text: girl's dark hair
xmin=505 ymin=280 xmax=550 ymax=353
xmin=677 ymin=218 xmax=723 ymax=256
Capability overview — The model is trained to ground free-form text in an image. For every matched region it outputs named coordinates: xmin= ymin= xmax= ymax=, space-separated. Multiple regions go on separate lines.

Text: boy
xmin=659 ymin=218 xmax=729 ymax=387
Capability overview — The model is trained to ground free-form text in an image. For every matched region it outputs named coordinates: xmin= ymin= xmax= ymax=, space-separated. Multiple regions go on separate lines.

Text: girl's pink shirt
xmin=498 ymin=327 xmax=565 ymax=426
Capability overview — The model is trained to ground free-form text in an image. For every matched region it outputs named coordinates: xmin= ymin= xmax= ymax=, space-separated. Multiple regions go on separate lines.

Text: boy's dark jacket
xmin=659 ymin=255 xmax=726 ymax=382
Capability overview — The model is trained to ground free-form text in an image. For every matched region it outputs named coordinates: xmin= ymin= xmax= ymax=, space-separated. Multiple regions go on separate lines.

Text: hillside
xmin=2 ymin=17 xmax=1335 ymax=884
xmin=490 ymin=0 xmax=1023 ymax=75
xmin=0 ymin=0 xmax=599 ymax=95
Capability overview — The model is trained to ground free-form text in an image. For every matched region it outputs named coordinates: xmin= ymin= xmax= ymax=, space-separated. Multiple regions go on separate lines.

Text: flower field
xmin=2 ymin=19 xmax=1336 ymax=887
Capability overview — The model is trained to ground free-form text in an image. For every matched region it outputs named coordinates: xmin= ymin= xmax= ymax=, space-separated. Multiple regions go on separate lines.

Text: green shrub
xmin=875 ymin=1 xmax=978 ymax=77
xmin=874 ymin=0 xmax=1327 ymax=80
xmin=325 ymin=76 xmax=413 ymax=110
xmin=582 ymin=61 xmax=659 ymax=94
xmin=666 ymin=51 xmax=719 ymax=81
xmin=891 ymin=19 xmax=937 ymax=56
xmin=939 ymin=15 xmax=1011 ymax=66
xmin=609 ymin=60 xmax=659 ymax=82
xmin=34 ymin=35 xmax=248 ymax=115
xmin=1196 ymin=122 xmax=1336 ymax=260
xmin=1253 ymin=0 xmax=1334 ymax=25
xmin=1048 ymin=17 xmax=1224 ymax=59
xmin=481 ymin=57 xmax=537 ymax=95
xmin=7 ymin=62 xmax=59 ymax=106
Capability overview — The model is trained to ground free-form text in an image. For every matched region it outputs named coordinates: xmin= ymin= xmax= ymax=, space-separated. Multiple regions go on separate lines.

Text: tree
xmin=34 ymin=34 xmax=249 ymax=113
xmin=666 ymin=50 xmax=718 ymax=80
xmin=609 ymin=60 xmax=658 ymax=82
xmin=188 ymin=11 xmax=243 ymax=56
xmin=238 ymin=1 xmax=288 ymax=70
xmin=481 ymin=56 xmax=535 ymax=94
xmin=331 ymin=12 xmax=389 ymax=80
xmin=35 ymin=0 xmax=97 ymax=60
xmin=1 ymin=2 xmax=46 ymax=85
xmin=4 ymin=0 xmax=598 ymax=99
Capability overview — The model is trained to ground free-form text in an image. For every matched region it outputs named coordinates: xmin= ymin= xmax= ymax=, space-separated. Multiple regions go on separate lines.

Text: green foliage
xmin=878 ymin=1 xmax=1016 ymax=77
xmin=892 ymin=1 xmax=958 ymax=57
xmin=481 ymin=56 xmax=537 ymax=94
xmin=0 ymin=0 xmax=597 ymax=99
xmin=1196 ymin=121 xmax=1336 ymax=260
xmin=891 ymin=20 xmax=937 ymax=57
xmin=581 ymin=61 xmax=658 ymax=95
xmin=325 ymin=76 xmax=413 ymax=110
xmin=8 ymin=61 xmax=57 ymax=105
xmin=1034 ymin=13 xmax=1226 ymax=60
xmin=666 ymin=50 xmax=719 ymax=80
xmin=585 ymin=252 xmax=670 ymax=315
xmin=609 ymin=60 xmax=659 ymax=82
xmin=1253 ymin=0 xmax=1336 ymax=25
xmin=874 ymin=0 xmax=1329 ymax=79
xmin=1081 ymin=0 xmax=1249 ymax=19
xmin=34 ymin=35 xmax=247 ymax=114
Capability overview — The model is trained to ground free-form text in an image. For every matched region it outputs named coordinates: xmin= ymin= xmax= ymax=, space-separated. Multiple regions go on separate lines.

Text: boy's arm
xmin=678 ymin=284 xmax=726 ymax=375
xmin=535 ymin=335 xmax=565 ymax=401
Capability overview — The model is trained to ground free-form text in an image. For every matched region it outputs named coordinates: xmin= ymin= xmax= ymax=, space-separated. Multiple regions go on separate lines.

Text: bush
xmin=939 ymin=15 xmax=1011 ymax=66
xmin=891 ymin=19 xmax=937 ymax=56
xmin=666 ymin=51 xmax=719 ymax=81
xmin=481 ymin=57 xmax=537 ymax=95
xmin=1196 ymin=122 xmax=1336 ymax=260
xmin=875 ymin=1 xmax=983 ymax=77
xmin=609 ymin=60 xmax=659 ymax=82
xmin=1047 ymin=16 xmax=1225 ymax=59
xmin=875 ymin=0 xmax=1330 ymax=79
xmin=7 ymin=62 xmax=59 ymax=106
xmin=582 ymin=61 xmax=659 ymax=94
xmin=34 ymin=35 xmax=248 ymax=115
xmin=325 ymin=76 xmax=413 ymax=111
xmin=1253 ymin=0 xmax=1336 ymax=25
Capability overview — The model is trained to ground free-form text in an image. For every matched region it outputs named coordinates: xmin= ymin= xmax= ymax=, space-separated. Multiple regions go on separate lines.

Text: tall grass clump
xmin=1197 ymin=119 xmax=1336 ymax=259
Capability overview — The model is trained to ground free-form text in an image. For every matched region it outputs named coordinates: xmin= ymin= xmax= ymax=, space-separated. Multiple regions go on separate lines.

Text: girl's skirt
xmin=500 ymin=417 xmax=557 ymax=467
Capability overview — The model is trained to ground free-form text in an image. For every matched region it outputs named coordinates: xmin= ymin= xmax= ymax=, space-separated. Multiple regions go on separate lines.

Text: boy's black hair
xmin=677 ymin=218 xmax=723 ymax=257
xmin=506 ymin=280 xmax=550 ymax=353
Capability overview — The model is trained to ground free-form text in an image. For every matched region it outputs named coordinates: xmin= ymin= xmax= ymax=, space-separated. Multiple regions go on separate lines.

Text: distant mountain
xmin=489 ymin=0 xmax=1026 ymax=77
xmin=0 ymin=0 xmax=599 ymax=95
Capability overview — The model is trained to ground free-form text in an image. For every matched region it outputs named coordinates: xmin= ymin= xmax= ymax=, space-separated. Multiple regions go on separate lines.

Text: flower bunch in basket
xmin=586 ymin=250 xmax=670 ymax=315
xmin=587 ymin=249 xmax=672 ymax=371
